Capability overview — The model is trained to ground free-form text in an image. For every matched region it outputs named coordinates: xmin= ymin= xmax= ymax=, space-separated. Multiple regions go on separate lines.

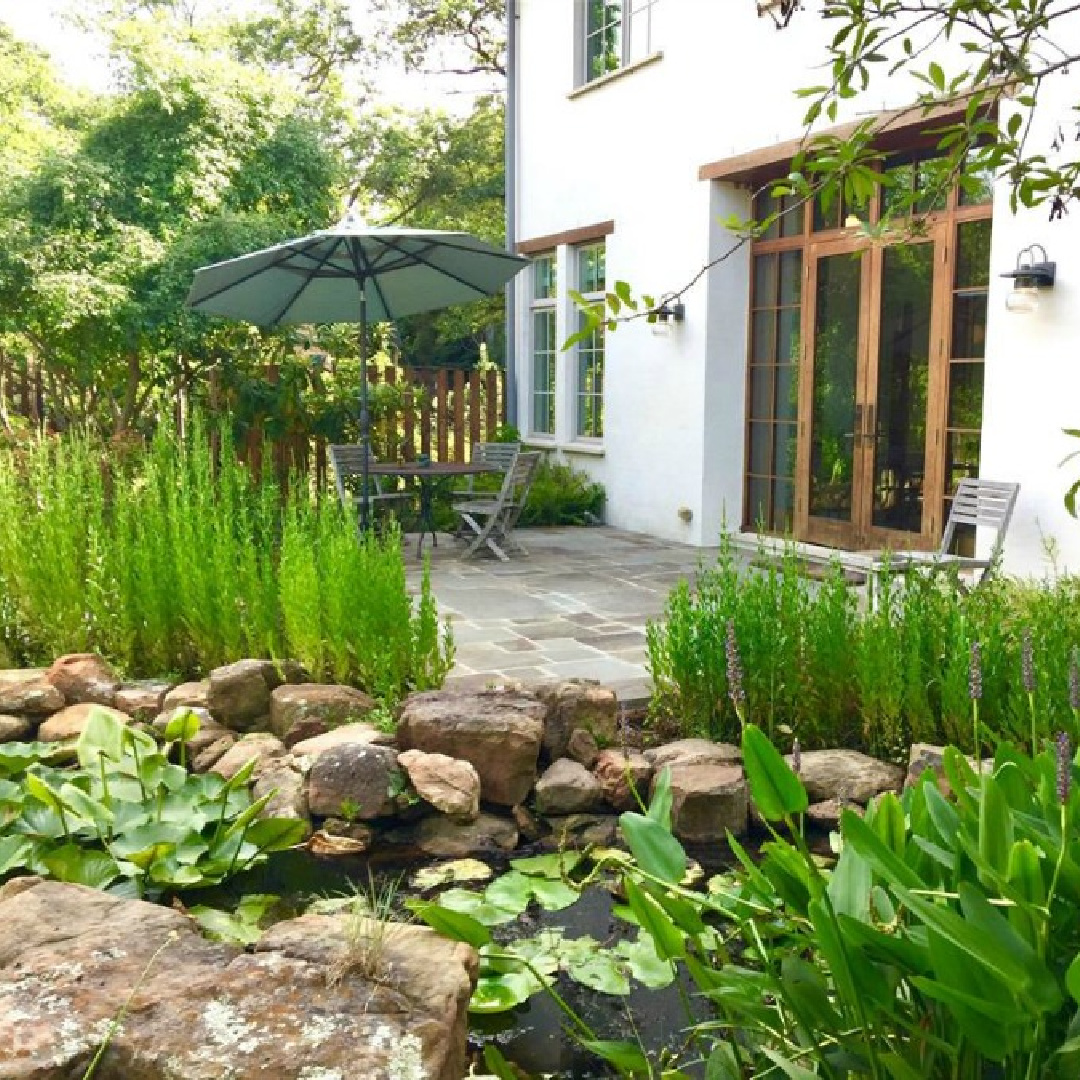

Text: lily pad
xmin=509 ymin=850 xmax=583 ymax=879
xmin=410 ymin=858 xmax=493 ymax=890
xmin=470 ymin=970 xmax=540 ymax=1013
xmin=438 ymin=887 xmax=520 ymax=926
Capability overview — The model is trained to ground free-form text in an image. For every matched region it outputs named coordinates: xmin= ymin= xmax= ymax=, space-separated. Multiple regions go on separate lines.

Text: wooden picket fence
xmin=0 ymin=354 xmax=506 ymax=490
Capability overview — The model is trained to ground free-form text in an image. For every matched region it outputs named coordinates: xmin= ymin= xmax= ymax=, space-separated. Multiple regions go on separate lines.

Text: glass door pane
xmin=808 ymin=251 xmax=862 ymax=523
xmin=869 ymin=243 xmax=933 ymax=533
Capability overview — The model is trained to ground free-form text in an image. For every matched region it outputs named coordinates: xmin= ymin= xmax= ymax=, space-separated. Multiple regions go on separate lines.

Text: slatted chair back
xmin=940 ymin=479 xmax=1020 ymax=563
xmin=328 ymin=444 xmax=413 ymax=527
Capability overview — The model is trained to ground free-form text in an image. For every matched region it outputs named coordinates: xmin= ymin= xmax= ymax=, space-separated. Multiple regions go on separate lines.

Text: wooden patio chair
xmin=328 ymin=444 xmax=415 ymax=534
xmin=451 ymin=441 xmax=521 ymax=537
xmin=453 ymin=450 xmax=542 ymax=560
xmin=841 ymin=478 xmax=1020 ymax=603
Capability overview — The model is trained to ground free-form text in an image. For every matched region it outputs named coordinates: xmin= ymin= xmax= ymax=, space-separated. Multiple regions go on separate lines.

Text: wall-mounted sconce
xmin=650 ymin=300 xmax=685 ymax=335
xmin=1001 ymin=243 xmax=1056 ymax=314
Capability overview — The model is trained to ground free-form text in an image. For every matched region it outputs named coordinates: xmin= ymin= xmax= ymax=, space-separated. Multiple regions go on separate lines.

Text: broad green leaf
xmin=614 ymin=937 xmax=675 ymax=988
xmin=978 ymin=774 xmax=1013 ymax=881
xmin=842 ymin=810 xmax=924 ymax=890
xmin=76 ymin=708 xmax=127 ymax=770
xmin=705 ymin=1042 xmax=742 ymax=1080
xmin=1066 ymin=952 xmax=1080 ymax=1004
xmin=880 ymin=1053 xmax=933 ymax=1080
xmin=242 ymin=817 xmax=307 ymax=853
xmin=565 ymin=951 xmax=630 ymax=995
xmin=41 ymin=845 xmax=121 ymax=889
xmin=647 ymin=766 xmax=674 ymax=828
xmin=828 ymin=841 xmax=872 ymax=921
xmin=482 ymin=1043 xmax=520 ymax=1080
xmin=527 ymin=876 xmax=580 ymax=911
xmin=423 ymin=887 xmax=519 ymax=927
xmin=619 ymin=811 xmax=687 ymax=883
xmin=742 ymin=724 xmax=807 ymax=820
xmin=760 ymin=1046 xmax=819 ymax=1079
xmin=578 ymin=1040 xmax=650 ymax=1077
xmin=624 ymin=875 xmax=685 ymax=961
xmin=469 ymin=971 xmax=537 ymax=1013
xmin=510 ymin=851 xmax=582 ymax=878
xmin=407 ymin=898 xmax=494 ymax=947
xmin=163 ymin=709 xmax=201 ymax=743
xmin=869 ymin=791 xmax=906 ymax=856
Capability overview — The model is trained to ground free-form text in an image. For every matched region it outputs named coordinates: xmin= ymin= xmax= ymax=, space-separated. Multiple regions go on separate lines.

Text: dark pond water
xmin=220 ymin=847 xmax=722 ymax=1078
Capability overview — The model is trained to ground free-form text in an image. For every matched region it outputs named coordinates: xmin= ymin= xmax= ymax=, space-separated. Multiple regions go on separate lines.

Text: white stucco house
xmin=507 ymin=0 xmax=1080 ymax=575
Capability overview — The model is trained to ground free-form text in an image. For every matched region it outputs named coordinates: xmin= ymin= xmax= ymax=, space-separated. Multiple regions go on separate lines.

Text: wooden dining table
xmin=366 ymin=460 xmax=499 ymax=555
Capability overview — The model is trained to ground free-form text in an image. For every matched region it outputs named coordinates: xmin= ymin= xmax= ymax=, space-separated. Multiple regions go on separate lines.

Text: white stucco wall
xmin=512 ymin=0 xmax=1080 ymax=570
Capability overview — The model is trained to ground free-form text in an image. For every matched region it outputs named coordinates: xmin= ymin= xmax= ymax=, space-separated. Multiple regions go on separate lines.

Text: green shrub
xmin=0 ymin=421 xmax=452 ymax=700
xmin=647 ymin=534 xmax=1080 ymax=757
xmin=519 ymin=459 xmax=605 ymax=526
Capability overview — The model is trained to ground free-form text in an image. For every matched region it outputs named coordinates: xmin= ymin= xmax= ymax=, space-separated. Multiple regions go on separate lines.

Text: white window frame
xmin=577 ymin=0 xmax=660 ymax=85
xmin=529 ymin=253 xmax=558 ymax=438
xmin=573 ymin=241 xmax=606 ymax=441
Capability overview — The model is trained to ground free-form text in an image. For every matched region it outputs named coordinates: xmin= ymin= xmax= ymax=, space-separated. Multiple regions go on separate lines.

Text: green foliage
xmin=0 ymin=422 xmax=453 ymax=698
xmin=0 ymin=708 xmax=304 ymax=899
xmin=648 ymin=535 xmax=1080 ymax=758
xmin=518 ymin=459 xmax=606 ymax=527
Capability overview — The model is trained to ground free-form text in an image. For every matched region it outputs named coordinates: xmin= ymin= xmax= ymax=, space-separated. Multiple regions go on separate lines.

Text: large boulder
xmin=661 ymin=763 xmax=749 ymax=842
xmin=209 ymin=733 xmax=285 ymax=780
xmin=0 ymin=878 xmax=476 ymax=1080
xmin=398 ymin=688 xmax=545 ymax=807
xmin=270 ymin=683 xmax=376 ymax=740
xmin=290 ymin=721 xmax=392 ymax=759
xmin=535 ymin=679 xmax=618 ymax=760
xmin=0 ymin=715 xmax=32 ymax=743
xmin=252 ymin=762 xmax=310 ymax=836
xmin=398 ymin=750 xmax=480 ymax=823
xmin=114 ymin=681 xmax=171 ymax=720
xmin=0 ymin=669 xmax=63 ymax=715
xmin=207 ymin=659 xmax=285 ymax=732
xmin=534 ymin=758 xmax=604 ymax=815
xmin=793 ymin=749 xmax=904 ymax=804
xmin=44 ymin=653 xmax=119 ymax=708
xmin=307 ymin=743 xmax=401 ymax=820
xmin=162 ymin=680 xmax=210 ymax=712
xmin=414 ymin=812 xmax=519 ymax=857
xmin=593 ymin=749 xmax=654 ymax=811
xmin=645 ymin=739 xmax=742 ymax=769
xmin=37 ymin=703 xmax=132 ymax=743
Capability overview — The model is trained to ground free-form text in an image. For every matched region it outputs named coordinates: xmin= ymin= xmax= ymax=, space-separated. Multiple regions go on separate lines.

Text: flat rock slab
xmin=414 ymin=812 xmax=519 ymax=857
xmin=0 ymin=878 xmax=476 ymax=1080
xmin=793 ymin=749 xmax=904 ymax=804
xmin=534 ymin=678 xmax=618 ymax=760
xmin=397 ymin=688 xmax=545 ymax=807
xmin=534 ymin=757 xmax=603 ymax=815
xmin=646 ymin=739 xmax=742 ymax=769
xmin=398 ymin=749 xmax=480 ymax=822
xmin=593 ymin=749 xmax=654 ymax=811
xmin=0 ymin=669 xmax=63 ymax=715
xmin=270 ymin=683 xmax=376 ymax=740
xmin=662 ymin=763 xmax=749 ymax=842
xmin=290 ymin=722 xmax=392 ymax=759
xmin=37 ymin=703 xmax=132 ymax=743
xmin=45 ymin=653 xmax=119 ymax=707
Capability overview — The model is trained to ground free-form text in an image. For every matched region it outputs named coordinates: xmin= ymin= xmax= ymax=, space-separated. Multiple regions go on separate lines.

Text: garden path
xmin=404 ymin=526 xmax=725 ymax=705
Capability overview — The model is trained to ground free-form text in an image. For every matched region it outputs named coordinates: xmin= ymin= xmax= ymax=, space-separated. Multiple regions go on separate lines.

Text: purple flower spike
xmin=725 ymin=619 xmax=746 ymax=709
xmin=1057 ymin=730 xmax=1072 ymax=806
xmin=1021 ymin=627 xmax=1036 ymax=694
xmin=1070 ymin=648 xmax=1080 ymax=712
xmin=968 ymin=641 xmax=983 ymax=702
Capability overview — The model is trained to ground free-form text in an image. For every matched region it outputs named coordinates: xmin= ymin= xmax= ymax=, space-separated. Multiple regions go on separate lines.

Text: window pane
xmin=881 ymin=160 xmax=914 ymax=218
xmin=776 ymin=308 xmax=800 ymax=366
xmin=578 ymin=242 xmax=606 ymax=293
xmin=778 ymin=251 xmax=802 ymax=306
xmin=955 ymin=220 xmax=992 ymax=289
xmin=750 ymin=366 xmax=772 ymax=419
xmin=948 ymin=362 xmax=984 ymax=429
xmin=915 ymin=157 xmax=950 ymax=212
xmin=532 ymin=309 xmax=556 ymax=435
xmin=532 ymin=255 xmax=556 ymax=300
xmin=773 ymin=477 xmax=794 ymax=532
xmin=946 ymin=431 xmax=981 ymax=492
xmin=754 ymin=254 xmax=777 ymax=307
xmin=778 ymin=194 xmax=803 ymax=237
xmin=746 ymin=475 xmax=771 ymax=530
xmin=752 ymin=310 xmax=775 ymax=363
xmin=585 ymin=0 xmax=621 ymax=80
xmin=627 ymin=0 xmax=656 ymax=62
xmin=952 ymin=293 xmax=987 ymax=359
xmin=959 ymin=154 xmax=994 ymax=206
xmin=749 ymin=422 xmax=772 ymax=474
xmin=774 ymin=421 xmax=797 ymax=479
xmin=775 ymin=363 xmax=798 ymax=423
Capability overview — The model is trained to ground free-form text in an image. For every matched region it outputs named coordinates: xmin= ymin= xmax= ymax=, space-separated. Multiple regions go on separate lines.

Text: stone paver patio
xmin=404 ymin=526 xmax=723 ymax=704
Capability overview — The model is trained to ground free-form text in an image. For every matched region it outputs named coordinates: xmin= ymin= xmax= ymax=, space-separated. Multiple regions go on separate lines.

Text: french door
xmin=795 ymin=230 xmax=948 ymax=551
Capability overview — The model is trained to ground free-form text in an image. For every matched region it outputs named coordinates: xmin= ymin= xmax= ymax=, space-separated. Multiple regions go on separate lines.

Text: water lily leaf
xmin=483 ymin=871 xmax=535 ymax=914
xmin=469 ymin=971 xmax=537 ymax=1013
xmin=15 ymin=802 xmax=66 ymax=840
xmin=41 ymin=845 xmax=121 ymax=889
xmin=438 ymin=887 xmax=521 ymax=926
xmin=566 ymin=951 xmax=630 ymax=995
xmin=188 ymin=899 xmax=273 ymax=947
xmin=76 ymin=709 xmax=128 ymax=771
xmin=510 ymin=851 xmax=582 ymax=878
xmin=614 ymin=937 xmax=675 ymax=988
xmin=410 ymin=859 xmax=492 ymax=890
xmin=408 ymin=898 xmax=493 ymax=948
xmin=57 ymin=782 xmax=113 ymax=835
xmin=0 ymin=742 xmax=56 ymax=777
xmin=619 ymin=811 xmax=687 ymax=883
xmin=527 ymin=876 xmax=580 ymax=911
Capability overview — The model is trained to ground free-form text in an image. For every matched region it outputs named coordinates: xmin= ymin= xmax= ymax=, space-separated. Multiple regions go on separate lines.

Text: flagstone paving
xmin=403 ymin=526 xmax=724 ymax=704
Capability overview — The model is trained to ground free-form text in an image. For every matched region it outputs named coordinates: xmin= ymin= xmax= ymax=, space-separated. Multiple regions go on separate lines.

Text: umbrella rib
xmin=378 ymin=237 xmax=515 ymax=298
xmin=188 ymin=238 xmax=341 ymax=312
xmin=347 ymin=239 xmax=394 ymax=321
xmin=266 ymin=238 xmax=347 ymax=326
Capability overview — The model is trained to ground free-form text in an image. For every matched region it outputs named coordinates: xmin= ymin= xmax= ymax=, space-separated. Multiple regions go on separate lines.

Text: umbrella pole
xmin=359 ymin=289 xmax=371 ymax=534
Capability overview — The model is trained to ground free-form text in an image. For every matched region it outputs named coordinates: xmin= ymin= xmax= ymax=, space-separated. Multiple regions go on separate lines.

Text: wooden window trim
xmin=517 ymin=220 xmax=615 ymax=256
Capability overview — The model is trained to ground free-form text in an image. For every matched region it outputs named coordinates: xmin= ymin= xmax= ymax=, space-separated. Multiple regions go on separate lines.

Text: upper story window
xmin=581 ymin=0 xmax=659 ymax=84
xmin=530 ymin=254 xmax=557 ymax=436
xmin=574 ymin=242 xmax=606 ymax=439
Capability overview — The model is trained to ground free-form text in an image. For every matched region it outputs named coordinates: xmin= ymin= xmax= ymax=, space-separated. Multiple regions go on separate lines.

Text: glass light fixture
xmin=650 ymin=300 xmax=685 ymax=336
xmin=1001 ymin=243 xmax=1055 ymax=314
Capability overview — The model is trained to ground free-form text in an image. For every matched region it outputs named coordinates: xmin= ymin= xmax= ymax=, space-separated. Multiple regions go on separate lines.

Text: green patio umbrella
xmin=186 ymin=218 xmax=528 ymax=530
